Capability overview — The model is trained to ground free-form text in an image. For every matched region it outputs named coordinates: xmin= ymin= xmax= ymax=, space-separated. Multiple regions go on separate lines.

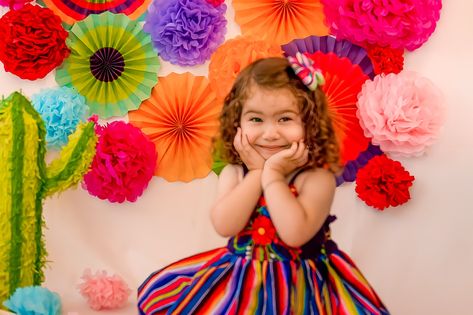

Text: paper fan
xmin=39 ymin=0 xmax=152 ymax=25
xmin=336 ymin=143 xmax=383 ymax=186
xmin=232 ymin=0 xmax=328 ymax=45
xmin=282 ymin=35 xmax=375 ymax=79
xmin=128 ymin=73 xmax=222 ymax=182
xmin=56 ymin=12 xmax=159 ymax=119
xmin=307 ymin=51 xmax=370 ymax=164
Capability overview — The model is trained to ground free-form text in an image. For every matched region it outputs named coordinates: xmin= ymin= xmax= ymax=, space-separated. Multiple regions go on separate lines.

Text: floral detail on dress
xmin=251 ymin=216 xmax=276 ymax=245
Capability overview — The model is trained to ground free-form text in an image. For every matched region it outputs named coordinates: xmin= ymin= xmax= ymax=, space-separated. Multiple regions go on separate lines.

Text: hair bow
xmin=287 ymin=52 xmax=325 ymax=91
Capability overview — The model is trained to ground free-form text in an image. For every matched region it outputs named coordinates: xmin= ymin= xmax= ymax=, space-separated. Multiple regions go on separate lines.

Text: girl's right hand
xmin=233 ymin=127 xmax=265 ymax=171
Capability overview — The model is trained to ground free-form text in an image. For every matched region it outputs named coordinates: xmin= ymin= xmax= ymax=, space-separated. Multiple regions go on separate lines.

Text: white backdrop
xmin=1 ymin=1 xmax=472 ymax=314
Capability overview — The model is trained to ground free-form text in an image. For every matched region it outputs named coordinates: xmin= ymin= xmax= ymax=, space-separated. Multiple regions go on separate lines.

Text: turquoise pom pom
xmin=31 ymin=87 xmax=89 ymax=150
xmin=3 ymin=286 xmax=61 ymax=315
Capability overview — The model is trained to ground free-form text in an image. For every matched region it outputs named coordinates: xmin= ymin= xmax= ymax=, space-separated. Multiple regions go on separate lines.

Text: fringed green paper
xmin=0 ymin=92 xmax=97 ymax=307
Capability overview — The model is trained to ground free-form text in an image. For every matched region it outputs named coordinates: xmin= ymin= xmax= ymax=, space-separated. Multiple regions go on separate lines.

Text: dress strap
xmin=288 ymin=167 xmax=310 ymax=185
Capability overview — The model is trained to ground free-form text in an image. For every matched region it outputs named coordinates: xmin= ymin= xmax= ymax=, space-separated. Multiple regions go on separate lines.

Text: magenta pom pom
xmin=83 ymin=121 xmax=157 ymax=203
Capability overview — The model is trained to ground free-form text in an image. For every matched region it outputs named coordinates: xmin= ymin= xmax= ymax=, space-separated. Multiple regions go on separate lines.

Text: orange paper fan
xmin=308 ymin=51 xmax=371 ymax=164
xmin=209 ymin=36 xmax=283 ymax=100
xmin=128 ymin=73 xmax=222 ymax=182
xmin=232 ymin=0 xmax=329 ymax=45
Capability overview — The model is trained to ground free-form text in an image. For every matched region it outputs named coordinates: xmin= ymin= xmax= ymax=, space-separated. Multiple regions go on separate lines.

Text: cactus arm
xmin=45 ymin=121 xmax=97 ymax=197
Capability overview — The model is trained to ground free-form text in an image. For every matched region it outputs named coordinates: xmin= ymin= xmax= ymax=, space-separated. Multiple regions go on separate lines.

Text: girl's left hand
xmin=263 ymin=140 xmax=309 ymax=177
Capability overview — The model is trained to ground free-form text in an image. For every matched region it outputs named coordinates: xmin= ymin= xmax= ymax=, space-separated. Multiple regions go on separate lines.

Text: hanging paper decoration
xmin=0 ymin=4 xmax=69 ymax=80
xmin=366 ymin=45 xmax=404 ymax=75
xmin=206 ymin=0 xmax=224 ymax=6
xmin=144 ymin=0 xmax=227 ymax=66
xmin=357 ymin=71 xmax=445 ymax=157
xmin=305 ymin=52 xmax=371 ymax=164
xmin=78 ymin=269 xmax=131 ymax=311
xmin=82 ymin=120 xmax=157 ymax=203
xmin=31 ymin=87 xmax=89 ymax=150
xmin=232 ymin=0 xmax=328 ymax=45
xmin=209 ymin=36 xmax=283 ymax=100
xmin=3 ymin=286 xmax=61 ymax=315
xmin=282 ymin=35 xmax=375 ymax=79
xmin=355 ymin=155 xmax=415 ymax=210
xmin=39 ymin=0 xmax=152 ymax=25
xmin=56 ymin=11 xmax=159 ymax=119
xmin=321 ymin=0 xmax=442 ymax=51
xmin=336 ymin=144 xmax=383 ymax=186
xmin=211 ymin=138 xmax=226 ymax=175
xmin=129 ymin=72 xmax=221 ymax=182
xmin=0 ymin=92 xmax=97 ymax=305
xmin=0 ymin=0 xmax=31 ymax=9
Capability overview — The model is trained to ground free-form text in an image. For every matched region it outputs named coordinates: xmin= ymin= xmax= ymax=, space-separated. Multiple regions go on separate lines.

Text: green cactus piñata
xmin=0 ymin=92 xmax=97 ymax=305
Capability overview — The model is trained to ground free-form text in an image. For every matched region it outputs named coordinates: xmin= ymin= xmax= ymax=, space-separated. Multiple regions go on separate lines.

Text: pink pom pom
xmin=78 ymin=269 xmax=131 ymax=311
xmin=357 ymin=71 xmax=445 ymax=157
xmin=83 ymin=121 xmax=157 ymax=203
xmin=322 ymin=0 xmax=442 ymax=51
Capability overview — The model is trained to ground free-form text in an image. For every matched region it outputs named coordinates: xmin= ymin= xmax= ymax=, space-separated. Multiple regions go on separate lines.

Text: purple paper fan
xmin=336 ymin=143 xmax=383 ymax=186
xmin=282 ymin=35 xmax=375 ymax=79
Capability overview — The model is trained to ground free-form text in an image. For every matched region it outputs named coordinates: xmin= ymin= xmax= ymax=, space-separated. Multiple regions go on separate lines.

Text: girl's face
xmin=239 ymin=86 xmax=305 ymax=160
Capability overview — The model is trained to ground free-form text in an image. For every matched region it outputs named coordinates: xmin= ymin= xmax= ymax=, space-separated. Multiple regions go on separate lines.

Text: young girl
xmin=138 ymin=55 xmax=389 ymax=314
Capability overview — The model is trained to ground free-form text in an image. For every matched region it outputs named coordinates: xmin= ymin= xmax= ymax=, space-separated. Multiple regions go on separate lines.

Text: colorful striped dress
xmin=138 ymin=177 xmax=389 ymax=314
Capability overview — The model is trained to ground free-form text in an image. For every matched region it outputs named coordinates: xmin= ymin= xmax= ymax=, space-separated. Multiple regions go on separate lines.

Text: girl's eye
xmin=249 ymin=117 xmax=262 ymax=122
xmin=279 ymin=117 xmax=292 ymax=122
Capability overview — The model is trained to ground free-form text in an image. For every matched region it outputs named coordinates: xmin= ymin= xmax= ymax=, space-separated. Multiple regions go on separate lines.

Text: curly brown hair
xmin=216 ymin=57 xmax=341 ymax=173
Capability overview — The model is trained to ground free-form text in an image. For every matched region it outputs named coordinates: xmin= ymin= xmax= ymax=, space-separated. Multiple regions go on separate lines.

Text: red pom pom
xmin=0 ymin=4 xmax=69 ymax=80
xmin=366 ymin=45 xmax=404 ymax=75
xmin=355 ymin=155 xmax=415 ymax=210
xmin=83 ymin=121 xmax=157 ymax=203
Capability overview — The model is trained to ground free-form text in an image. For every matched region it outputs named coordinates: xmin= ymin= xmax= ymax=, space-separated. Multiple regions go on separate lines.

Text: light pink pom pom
xmin=322 ymin=0 xmax=442 ymax=51
xmin=357 ymin=71 xmax=445 ymax=157
xmin=78 ymin=269 xmax=131 ymax=310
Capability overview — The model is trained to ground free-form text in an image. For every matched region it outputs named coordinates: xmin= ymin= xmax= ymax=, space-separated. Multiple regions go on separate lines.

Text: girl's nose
xmin=262 ymin=124 xmax=279 ymax=140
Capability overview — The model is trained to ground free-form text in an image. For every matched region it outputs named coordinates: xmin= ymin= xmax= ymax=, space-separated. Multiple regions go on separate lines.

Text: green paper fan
xmin=56 ymin=12 xmax=159 ymax=118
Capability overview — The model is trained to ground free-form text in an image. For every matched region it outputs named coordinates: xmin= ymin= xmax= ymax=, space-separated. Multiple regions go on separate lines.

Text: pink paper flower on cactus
xmin=83 ymin=121 xmax=157 ymax=203
xmin=357 ymin=71 xmax=445 ymax=157
xmin=78 ymin=269 xmax=131 ymax=310
xmin=322 ymin=0 xmax=442 ymax=51
xmin=0 ymin=0 xmax=32 ymax=9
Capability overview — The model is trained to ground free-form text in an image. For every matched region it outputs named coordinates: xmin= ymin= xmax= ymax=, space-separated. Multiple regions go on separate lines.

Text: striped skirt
xmin=137 ymin=246 xmax=389 ymax=314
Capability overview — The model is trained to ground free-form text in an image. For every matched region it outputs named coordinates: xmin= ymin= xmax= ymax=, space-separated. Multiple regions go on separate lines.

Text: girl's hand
xmin=263 ymin=140 xmax=309 ymax=177
xmin=233 ymin=127 xmax=265 ymax=171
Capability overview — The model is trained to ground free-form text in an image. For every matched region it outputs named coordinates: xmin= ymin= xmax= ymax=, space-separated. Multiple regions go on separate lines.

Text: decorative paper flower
xmin=83 ymin=121 xmax=157 ymax=203
xmin=233 ymin=0 xmax=328 ymax=45
xmin=209 ymin=36 xmax=283 ymax=100
xmin=31 ymin=87 xmax=89 ymax=150
xmin=206 ymin=0 xmax=224 ymax=6
xmin=322 ymin=0 xmax=442 ymax=51
xmin=40 ymin=0 xmax=152 ymax=25
xmin=129 ymin=72 xmax=221 ymax=182
xmin=336 ymin=143 xmax=383 ymax=186
xmin=366 ymin=45 xmax=404 ymax=75
xmin=0 ymin=0 xmax=31 ymax=9
xmin=355 ymin=155 xmax=415 ymax=210
xmin=3 ymin=286 xmax=61 ymax=315
xmin=357 ymin=71 xmax=445 ymax=157
xmin=0 ymin=4 xmax=69 ymax=80
xmin=78 ymin=269 xmax=131 ymax=311
xmin=251 ymin=216 xmax=276 ymax=245
xmin=144 ymin=0 xmax=227 ymax=66
xmin=56 ymin=12 xmax=159 ymax=119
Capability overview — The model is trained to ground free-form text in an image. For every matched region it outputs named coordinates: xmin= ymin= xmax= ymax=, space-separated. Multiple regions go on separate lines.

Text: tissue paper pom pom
xmin=209 ymin=36 xmax=283 ymax=100
xmin=144 ymin=0 xmax=227 ymax=66
xmin=31 ymin=87 xmax=89 ymax=149
xmin=0 ymin=4 xmax=69 ymax=80
xmin=322 ymin=0 xmax=442 ymax=51
xmin=3 ymin=286 xmax=61 ymax=315
xmin=357 ymin=71 xmax=445 ymax=157
xmin=83 ymin=121 xmax=157 ymax=203
xmin=206 ymin=0 xmax=224 ymax=6
xmin=355 ymin=155 xmax=415 ymax=210
xmin=0 ymin=0 xmax=32 ymax=9
xmin=78 ymin=269 xmax=131 ymax=310
xmin=366 ymin=45 xmax=404 ymax=75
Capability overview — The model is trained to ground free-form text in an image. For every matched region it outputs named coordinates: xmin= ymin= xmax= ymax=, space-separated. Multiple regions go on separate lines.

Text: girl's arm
xmin=263 ymin=168 xmax=335 ymax=247
xmin=210 ymin=164 xmax=262 ymax=237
